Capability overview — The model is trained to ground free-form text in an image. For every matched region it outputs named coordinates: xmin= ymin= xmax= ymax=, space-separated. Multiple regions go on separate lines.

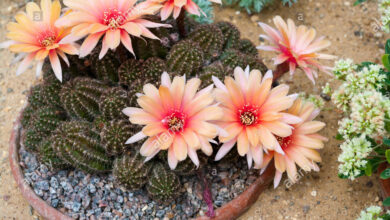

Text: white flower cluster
xmin=331 ymin=60 xmax=389 ymax=138
xmin=357 ymin=205 xmax=389 ymax=220
xmin=299 ymin=93 xmax=324 ymax=109
xmin=339 ymin=90 xmax=390 ymax=139
xmin=379 ymin=0 xmax=390 ymax=33
xmin=332 ymin=58 xmax=355 ymax=79
xmin=338 ymin=135 xmax=372 ymax=180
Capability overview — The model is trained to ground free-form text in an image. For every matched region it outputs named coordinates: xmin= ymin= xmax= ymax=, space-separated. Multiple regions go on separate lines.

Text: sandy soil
xmin=0 ymin=0 xmax=387 ymax=219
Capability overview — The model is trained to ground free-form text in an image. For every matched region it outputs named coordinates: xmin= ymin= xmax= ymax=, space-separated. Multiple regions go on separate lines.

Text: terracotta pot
xmin=378 ymin=163 xmax=390 ymax=203
xmin=10 ymin=108 xmax=275 ymax=220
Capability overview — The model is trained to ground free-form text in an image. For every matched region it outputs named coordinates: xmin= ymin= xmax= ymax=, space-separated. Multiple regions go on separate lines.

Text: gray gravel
xmin=19 ymin=144 xmax=259 ymax=219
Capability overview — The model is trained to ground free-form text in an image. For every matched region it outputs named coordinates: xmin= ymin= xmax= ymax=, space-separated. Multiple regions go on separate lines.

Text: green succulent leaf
xmin=384 ymin=196 xmax=390 ymax=206
xmin=380 ymin=168 xmax=390 ymax=179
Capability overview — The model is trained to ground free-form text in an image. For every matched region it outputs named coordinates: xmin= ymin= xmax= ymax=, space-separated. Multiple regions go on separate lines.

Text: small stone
xmin=88 ymin=184 xmax=96 ymax=193
xmin=3 ymin=195 xmax=10 ymax=201
xmin=50 ymin=177 xmax=59 ymax=189
xmin=303 ymin=205 xmax=310 ymax=214
xmin=156 ymin=210 xmax=165 ymax=218
xmin=35 ymin=181 xmax=50 ymax=191
xmin=310 ymin=190 xmax=317 ymax=197
xmin=7 ymin=88 xmax=13 ymax=93
xmin=250 ymin=15 xmax=259 ymax=22
xmin=51 ymin=199 xmax=59 ymax=208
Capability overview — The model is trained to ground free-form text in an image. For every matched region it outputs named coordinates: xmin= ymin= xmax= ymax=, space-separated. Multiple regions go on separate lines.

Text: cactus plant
xmin=90 ymin=50 xmax=121 ymax=83
xmin=146 ymin=163 xmax=182 ymax=203
xmin=37 ymin=140 xmax=68 ymax=169
xmin=199 ymin=61 xmax=230 ymax=87
xmin=60 ymin=77 xmax=109 ymax=121
xmin=188 ymin=24 xmax=224 ymax=60
xmin=118 ymin=57 xmax=166 ymax=92
xmin=238 ymin=39 xmax=258 ymax=56
xmin=101 ymin=119 xmax=139 ymax=156
xmin=216 ymin=22 xmax=240 ymax=50
xmin=220 ymin=48 xmax=267 ymax=73
xmin=113 ymin=152 xmax=153 ymax=190
xmin=99 ymin=87 xmax=131 ymax=120
xmin=133 ymin=28 xmax=171 ymax=60
xmin=51 ymin=121 xmax=112 ymax=173
xmin=23 ymin=106 xmax=66 ymax=151
xmin=167 ymin=40 xmax=205 ymax=76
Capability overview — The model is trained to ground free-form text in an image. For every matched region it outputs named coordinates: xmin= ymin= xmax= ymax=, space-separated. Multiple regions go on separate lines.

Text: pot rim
xmin=9 ymin=107 xmax=275 ymax=220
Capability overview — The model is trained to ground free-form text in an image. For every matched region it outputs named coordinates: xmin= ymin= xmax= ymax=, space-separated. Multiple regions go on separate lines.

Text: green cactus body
xmin=134 ymin=36 xmax=169 ymax=60
xmin=199 ymin=61 xmax=230 ymax=87
xmin=38 ymin=140 xmax=68 ymax=169
xmin=238 ymin=39 xmax=258 ymax=56
xmin=51 ymin=121 xmax=112 ymax=173
xmin=91 ymin=50 xmax=121 ymax=83
xmin=119 ymin=58 xmax=166 ymax=92
xmin=99 ymin=87 xmax=129 ymax=120
xmin=216 ymin=22 xmax=240 ymax=49
xmin=101 ymin=120 xmax=138 ymax=156
xmin=92 ymin=115 xmax=109 ymax=132
xmin=188 ymin=24 xmax=224 ymax=60
xmin=28 ymin=85 xmax=46 ymax=109
xmin=167 ymin=40 xmax=204 ymax=76
xmin=141 ymin=57 xmax=166 ymax=86
xmin=113 ymin=152 xmax=152 ymax=190
xmin=220 ymin=49 xmax=267 ymax=73
xmin=23 ymin=106 xmax=66 ymax=151
xmin=60 ymin=77 xmax=108 ymax=121
xmin=118 ymin=59 xmax=142 ymax=88
xmin=23 ymin=129 xmax=45 ymax=152
xmin=22 ymin=104 xmax=37 ymax=128
xmin=147 ymin=163 xmax=181 ymax=203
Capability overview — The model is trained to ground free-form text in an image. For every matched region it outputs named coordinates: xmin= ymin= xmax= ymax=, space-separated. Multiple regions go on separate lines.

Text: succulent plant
xmin=238 ymin=39 xmax=258 ymax=56
xmin=133 ymin=28 xmax=170 ymax=60
xmin=157 ymin=151 xmax=208 ymax=176
xmin=51 ymin=121 xmax=112 ymax=173
xmin=188 ymin=24 xmax=224 ymax=60
xmin=23 ymin=106 xmax=66 ymax=151
xmin=101 ymin=119 xmax=139 ymax=156
xmin=37 ymin=140 xmax=68 ymax=169
xmin=23 ymin=129 xmax=45 ymax=152
xmin=220 ymin=48 xmax=267 ymax=73
xmin=92 ymin=115 xmax=110 ymax=132
xmin=118 ymin=57 xmax=166 ymax=92
xmin=90 ymin=50 xmax=121 ymax=83
xmin=60 ymin=77 xmax=109 ymax=121
xmin=99 ymin=87 xmax=131 ymax=120
xmin=27 ymin=85 xmax=46 ymax=109
xmin=199 ymin=61 xmax=230 ymax=87
xmin=167 ymin=40 xmax=204 ymax=76
xmin=113 ymin=152 xmax=153 ymax=190
xmin=146 ymin=163 xmax=182 ymax=203
xmin=216 ymin=21 xmax=240 ymax=50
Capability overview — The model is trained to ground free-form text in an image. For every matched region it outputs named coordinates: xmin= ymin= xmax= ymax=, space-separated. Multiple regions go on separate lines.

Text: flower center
xmin=164 ymin=111 xmax=186 ymax=133
xmin=103 ymin=9 xmax=126 ymax=30
xmin=238 ymin=105 xmax=259 ymax=126
xmin=38 ymin=30 xmax=57 ymax=48
xmin=277 ymin=136 xmax=293 ymax=150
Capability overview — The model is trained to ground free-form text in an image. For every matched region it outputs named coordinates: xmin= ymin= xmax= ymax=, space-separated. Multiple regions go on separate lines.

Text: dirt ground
xmin=0 ymin=0 xmax=387 ymax=219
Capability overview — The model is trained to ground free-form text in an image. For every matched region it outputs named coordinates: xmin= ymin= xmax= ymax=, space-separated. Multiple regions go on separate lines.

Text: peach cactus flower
xmin=149 ymin=0 xmax=222 ymax=20
xmin=0 ymin=0 xmax=79 ymax=81
xmin=259 ymin=99 xmax=327 ymax=188
xmin=123 ymin=72 xmax=223 ymax=169
xmin=213 ymin=66 xmax=302 ymax=168
xmin=257 ymin=16 xmax=336 ymax=84
xmin=55 ymin=0 xmax=170 ymax=59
